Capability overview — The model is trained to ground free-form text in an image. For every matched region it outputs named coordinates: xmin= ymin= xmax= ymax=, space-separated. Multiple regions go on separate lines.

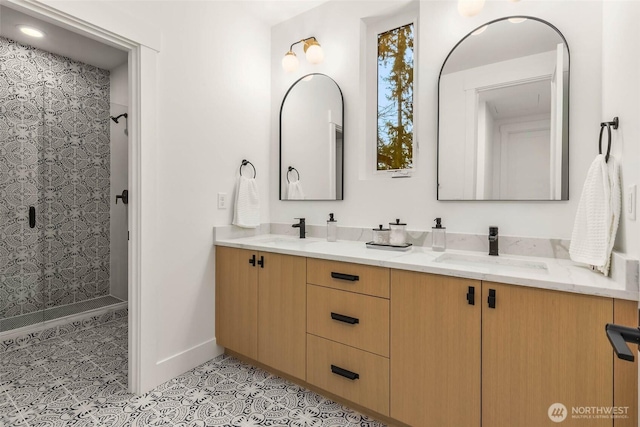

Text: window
xmin=377 ymin=23 xmax=414 ymax=171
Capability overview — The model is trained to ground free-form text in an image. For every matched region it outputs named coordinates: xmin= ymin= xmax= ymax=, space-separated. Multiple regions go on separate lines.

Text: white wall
xmin=602 ymin=1 xmax=640 ymax=258
xmin=110 ymin=62 xmax=128 ymax=106
xmin=270 ymin=0 xmax=605 ymax=240
xmin=114 ymin=1 xmax=271 ymax=374
xmin=110 ymin=62 xmax=128 ymax=301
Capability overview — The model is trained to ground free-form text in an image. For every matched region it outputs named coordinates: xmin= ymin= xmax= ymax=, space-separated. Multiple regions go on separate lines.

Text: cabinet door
xmin=215 ymin=246 xmax=258 ymax=359
xmin=258 ymin=252 xmax=306 ymax=380
xmin=482 ymin=282 xmax=613 ymax=427
xmin=391 ymin=270 xmax=481 ymax=427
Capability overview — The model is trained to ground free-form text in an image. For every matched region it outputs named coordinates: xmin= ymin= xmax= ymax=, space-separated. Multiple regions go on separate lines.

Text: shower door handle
xmin=116 ymin=190 xmax=129 ymax=205
xmin=29 ymin=206 xmax=36 ymax=228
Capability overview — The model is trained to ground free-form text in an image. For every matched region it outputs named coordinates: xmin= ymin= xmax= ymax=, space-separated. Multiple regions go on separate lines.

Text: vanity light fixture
xmin=457 ymin=0 xmax=485 ymax=17
xmin=17 ymin=25 xmax=45 ymax=38
xmin=282 ymin=37 xmax=324 ymax=73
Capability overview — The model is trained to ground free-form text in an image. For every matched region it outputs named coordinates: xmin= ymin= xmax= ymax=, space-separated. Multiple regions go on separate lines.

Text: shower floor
xmin=0 ymin=295 xmax=124 ymax=332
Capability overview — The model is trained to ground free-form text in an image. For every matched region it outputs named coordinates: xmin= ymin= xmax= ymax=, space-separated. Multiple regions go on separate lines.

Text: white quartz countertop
xmin=214 ymin=234 xmax=639 ymax=301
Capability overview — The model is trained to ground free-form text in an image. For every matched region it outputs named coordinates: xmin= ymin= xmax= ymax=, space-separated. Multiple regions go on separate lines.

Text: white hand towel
xmin=287 ymin=181 xmax=305 ymax=200
xmin=569 ymin=154 xmax=621 ymax=276
xmin=232 ymin=176 xmax=260 ymax=228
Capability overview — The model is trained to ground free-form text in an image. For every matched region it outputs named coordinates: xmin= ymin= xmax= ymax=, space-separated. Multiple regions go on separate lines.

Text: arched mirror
xmin=438 ymin=17 xmax=569 ymax=201
xmin=280 ymin=73 xmax=344 ymax=201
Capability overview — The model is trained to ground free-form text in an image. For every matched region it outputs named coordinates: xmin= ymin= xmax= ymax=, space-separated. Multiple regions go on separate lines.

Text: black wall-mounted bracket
xmin=606 ymin=323 xmax=640 ymax=362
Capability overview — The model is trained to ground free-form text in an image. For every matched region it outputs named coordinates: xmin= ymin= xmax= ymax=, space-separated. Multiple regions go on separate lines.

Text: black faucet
xmin=488 ymin=226 xmax=499 ymax=256
xmin=292 ymin=218 xmax=306 ymax=239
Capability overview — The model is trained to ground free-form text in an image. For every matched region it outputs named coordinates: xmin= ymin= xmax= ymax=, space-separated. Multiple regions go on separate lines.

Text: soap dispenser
xmin=327 ymin=213 xmax=337 ymax=242
xmin=432 ymin=218 xmax=446 ymax=252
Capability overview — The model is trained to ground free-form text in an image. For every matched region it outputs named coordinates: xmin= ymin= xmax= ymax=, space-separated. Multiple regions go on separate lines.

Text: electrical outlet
xmin=217 ymin=192 xmax=227 ymax=209
xmin=627 ymin=185 xmax=636 ymax=221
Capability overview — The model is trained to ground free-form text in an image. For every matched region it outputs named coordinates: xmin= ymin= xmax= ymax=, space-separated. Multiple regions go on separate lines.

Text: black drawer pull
xmin=29 ymin=206 xmax=36 ymax=228
xmin=257 ymin=256 xmax=264 ymax=268
xmin=249 ymin=254 xmax=256 ymax=266
xmin=331 ymin=312 xmax=359 ymax=325
xmin=466 ymin=286 xmax=475 ymax=305
xmin=331 ymin=364 xmax=359 ymax=380
xmin=488 ymin=289 xmax=496 ymax=309
xmin=331 ymin=272 xmax=359 ymax=282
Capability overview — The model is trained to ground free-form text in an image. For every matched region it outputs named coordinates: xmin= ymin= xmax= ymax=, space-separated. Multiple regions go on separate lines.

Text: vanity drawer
xmin=307 ymin=334 xmax=390 ymax=416
xmin=307 ymin=284 xmax=389 ymax=357
xmin=307 ymin=259 xmax=389 ymax=298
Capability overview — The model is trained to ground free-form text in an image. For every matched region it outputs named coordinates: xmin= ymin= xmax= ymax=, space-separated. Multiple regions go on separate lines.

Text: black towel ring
xmin=239 ymin=159 xmax=256 ymax=178
xmin=599 ymin=117 xmax=619 ymax=163
xmin=287 ymin=166 xmax=300 ymax=183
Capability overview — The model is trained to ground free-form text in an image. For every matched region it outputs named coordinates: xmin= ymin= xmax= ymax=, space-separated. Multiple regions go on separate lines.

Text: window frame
xmin=365 ymin=7 xmax=419 ymax=178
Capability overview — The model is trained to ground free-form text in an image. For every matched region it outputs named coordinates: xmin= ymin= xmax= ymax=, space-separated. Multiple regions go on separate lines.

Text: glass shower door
xmin=0 ymin=39 xmax=46 ymax=332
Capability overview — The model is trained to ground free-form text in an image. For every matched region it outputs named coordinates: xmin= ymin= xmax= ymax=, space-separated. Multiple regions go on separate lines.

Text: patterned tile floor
xmin=0 ymin=318 xmax=386 ymax=426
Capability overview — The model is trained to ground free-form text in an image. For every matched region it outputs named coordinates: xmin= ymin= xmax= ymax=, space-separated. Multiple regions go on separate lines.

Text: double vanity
xmin=215 ymin=233 xmax=638 ymax=427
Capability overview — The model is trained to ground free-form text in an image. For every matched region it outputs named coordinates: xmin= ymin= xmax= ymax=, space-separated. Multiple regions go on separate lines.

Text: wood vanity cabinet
xmin=482 ymin=282 xmax=613 ymax=427
xmin=215 ymin=246 xmax=258 ymax=359
xmin=215 ymin=246 xmax=306 ymax=380
xmin=216 ymin=249 xmax=637 ymax=427
xmin=390 ymin=270 xmax=481 ymax=427
xmin=306 ymin=259 xmax=391 ymax=415
xmin=391 ymin=273 xmax=635 ymax=427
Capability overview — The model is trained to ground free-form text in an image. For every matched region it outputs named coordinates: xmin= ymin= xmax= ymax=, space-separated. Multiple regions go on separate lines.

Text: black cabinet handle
xmin=331 ymin=272 xmax=359 ymax=282
xmin=606 ymin=323 xmax=640 ymax=362
xmin=466 ymin=286 xmax=475 ymax=305
xmin=331 ymin=365 xmax=359 ymax=380
xmin=331 ymin=312 xmax=359 ymax=325
xmin=249 ymin=254 xmax=256 ymax=267
xmin=257 ymin=256 xmax=264 ymax=268
xmin=488 ymin=289 xmax=496 ymax=309
xmin=29 ymin=206 xmax=35 ymax=228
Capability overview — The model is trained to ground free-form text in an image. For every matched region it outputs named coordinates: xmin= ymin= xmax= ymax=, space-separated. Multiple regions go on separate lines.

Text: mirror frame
xmin=279 ymin=73 xmax=345 ymax=201
xmin=436 ymin=16 xmax=570 ymax=201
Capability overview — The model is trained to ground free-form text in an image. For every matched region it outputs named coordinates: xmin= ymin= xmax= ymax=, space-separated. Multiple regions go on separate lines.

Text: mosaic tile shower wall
xmin=0 ymin=37 xmax=111 ymax=321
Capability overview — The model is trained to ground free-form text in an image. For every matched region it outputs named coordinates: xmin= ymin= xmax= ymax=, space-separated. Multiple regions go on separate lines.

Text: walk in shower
xmin=0 ymin=36 xmax=126 ymax=333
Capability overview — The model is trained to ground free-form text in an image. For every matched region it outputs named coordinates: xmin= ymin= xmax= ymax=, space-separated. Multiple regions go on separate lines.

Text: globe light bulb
xmin=471 ymin=25 xmax=488 ymax=36
xmin=457 ymin=0 xmax=485 ymax=17
xmin=282 ymin=51 xmax=299 ymax=73
xmin=305 ymin=43 xmax=324 ymax=65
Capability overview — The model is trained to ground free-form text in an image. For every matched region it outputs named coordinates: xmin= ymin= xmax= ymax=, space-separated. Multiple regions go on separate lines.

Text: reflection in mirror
xmin=280 ymin=73 xmax=344 ymax=200
xmin=438 ymin=17 xmax=569 ymax=200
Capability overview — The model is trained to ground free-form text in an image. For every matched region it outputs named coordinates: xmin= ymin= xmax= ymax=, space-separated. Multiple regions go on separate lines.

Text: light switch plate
xmin=627 ymin=185 xmax=636 ymax=221
xmin=217 ymin=192 xmax=227 ymax=209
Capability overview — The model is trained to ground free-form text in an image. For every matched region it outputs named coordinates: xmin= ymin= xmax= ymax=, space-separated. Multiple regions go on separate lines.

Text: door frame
xmin=1 ymin=0 xmax=159 ymax=394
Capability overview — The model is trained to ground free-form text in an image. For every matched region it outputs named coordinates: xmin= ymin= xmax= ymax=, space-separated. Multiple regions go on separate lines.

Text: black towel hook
xmin=599 ymin=117 xmax=619 ymax=163
xmin=287 ymin=166 xmax=300 ymax=183
xmin=239 ymin=159 xmax=256 ymax=178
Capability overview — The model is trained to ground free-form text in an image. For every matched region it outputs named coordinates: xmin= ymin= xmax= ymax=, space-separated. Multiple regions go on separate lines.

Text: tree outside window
xmin=377 ymin=23 xmax=414 ymax=171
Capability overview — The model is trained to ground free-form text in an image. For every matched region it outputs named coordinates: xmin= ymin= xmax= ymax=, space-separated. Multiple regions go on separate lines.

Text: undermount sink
xmin=434 ymin=253 xmax=548 ymax=273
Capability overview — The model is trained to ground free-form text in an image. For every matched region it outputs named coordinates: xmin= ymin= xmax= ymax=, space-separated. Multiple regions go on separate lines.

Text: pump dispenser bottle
xmin=432 ymin=218 xmax=446 ymax=252
xmin=327 ymin=213 xmax=337 ymax=242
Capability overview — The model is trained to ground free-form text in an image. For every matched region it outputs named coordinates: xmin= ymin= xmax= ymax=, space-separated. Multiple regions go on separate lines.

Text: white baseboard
xmin=151 ymin=338 xmax=224 ymax=389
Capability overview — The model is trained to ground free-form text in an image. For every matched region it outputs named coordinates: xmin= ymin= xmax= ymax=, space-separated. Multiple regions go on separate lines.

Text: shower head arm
xmin=110 ymin=113 xmax=128 ymax=123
